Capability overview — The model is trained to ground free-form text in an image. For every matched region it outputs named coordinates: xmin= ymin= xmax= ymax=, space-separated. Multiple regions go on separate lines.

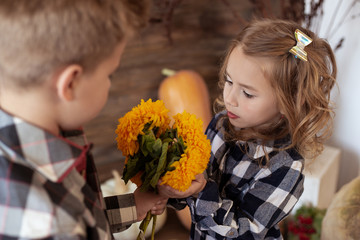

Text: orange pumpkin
xmin=158 ymin=69 xmax=212 ymax=230
xmin=158 ymin=69 xmax=212 ymax=132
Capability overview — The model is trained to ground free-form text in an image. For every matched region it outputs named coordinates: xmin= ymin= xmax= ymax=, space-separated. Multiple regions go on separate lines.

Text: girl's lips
xmin=227 ymin=111 xmax=239 ymax=119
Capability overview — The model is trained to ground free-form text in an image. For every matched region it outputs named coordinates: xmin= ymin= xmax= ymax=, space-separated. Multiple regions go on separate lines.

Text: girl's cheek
xmin=242 ymin=100 xmax=255 ymax=113
xmin=223 ymin=89 xmax=229 ymax=103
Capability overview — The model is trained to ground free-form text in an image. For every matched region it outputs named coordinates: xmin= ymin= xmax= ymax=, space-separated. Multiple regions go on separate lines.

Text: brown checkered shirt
xmin=0 ymin=109 xmax=137 ymax=239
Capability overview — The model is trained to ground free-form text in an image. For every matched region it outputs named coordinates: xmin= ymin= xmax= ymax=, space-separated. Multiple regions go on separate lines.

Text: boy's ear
xmin=56 ymin=65 xmax=83 ymax=101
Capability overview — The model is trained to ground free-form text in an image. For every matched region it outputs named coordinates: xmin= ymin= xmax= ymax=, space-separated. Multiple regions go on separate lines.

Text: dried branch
xmin=149 ymin=0 xmax=183 ymax=44
xmin=334 ymin=38 xmax=344 ymax=52
xmin=328 ymin=0 xmax=358 ymax=39
xmin=249 ymin=0 xmax=270 ymax=18
xmin=218 ymin=0 xmax=248 ymax=26
xmin=147 ymin=0 xmax=357 ymax=51
xmin=305 ymin=0 xmax=324 ymax=28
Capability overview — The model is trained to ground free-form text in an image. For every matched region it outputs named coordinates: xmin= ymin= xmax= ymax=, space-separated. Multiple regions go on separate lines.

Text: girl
xmin=158 ymin=18 xmax=337 ymax=239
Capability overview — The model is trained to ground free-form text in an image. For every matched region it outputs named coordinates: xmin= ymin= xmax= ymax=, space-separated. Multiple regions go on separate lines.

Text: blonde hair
xmin=0 ymin=0 xmax=149 ymax=88
xmin=216 ymin=19 xmax=337 ymax=159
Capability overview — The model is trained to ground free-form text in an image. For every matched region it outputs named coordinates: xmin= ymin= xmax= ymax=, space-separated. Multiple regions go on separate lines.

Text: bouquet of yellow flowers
xmin=115 ymin=99 xmax=211 ymax=240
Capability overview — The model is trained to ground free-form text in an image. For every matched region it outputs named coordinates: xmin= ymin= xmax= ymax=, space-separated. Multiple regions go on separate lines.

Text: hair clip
xmin=289 ymin=29 xmax=312 ymax=62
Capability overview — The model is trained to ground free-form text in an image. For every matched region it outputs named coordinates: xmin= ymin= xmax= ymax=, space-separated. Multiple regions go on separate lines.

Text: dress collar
xmin=236 ymin=135 xmax=291 ymax=159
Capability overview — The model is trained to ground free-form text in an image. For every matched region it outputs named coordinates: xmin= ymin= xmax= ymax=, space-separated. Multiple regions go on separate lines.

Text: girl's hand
xmin=157 ymin=173 xmax=206 ymax=199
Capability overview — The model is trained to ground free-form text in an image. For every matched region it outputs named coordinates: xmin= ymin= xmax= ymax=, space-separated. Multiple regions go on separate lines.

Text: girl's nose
xmin=225 ymin=88 xmax=238 ymax=107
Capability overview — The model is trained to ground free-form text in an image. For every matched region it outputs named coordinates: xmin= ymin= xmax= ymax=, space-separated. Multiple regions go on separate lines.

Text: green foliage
xmin=122 ymin=127 xmax=187 ymax=192
xmin=285 ymin=204 xmax=326 ymax=240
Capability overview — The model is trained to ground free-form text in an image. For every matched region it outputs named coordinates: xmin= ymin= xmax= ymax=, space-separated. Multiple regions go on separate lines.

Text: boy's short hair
xmin=0 ymin=0 xmax=149 ymax=88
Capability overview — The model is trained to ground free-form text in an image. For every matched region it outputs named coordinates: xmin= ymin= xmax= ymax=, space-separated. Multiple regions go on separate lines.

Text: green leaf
xmin=162 ymin=137 xmax=173 ymax=144
xmin=164 ymin=141 xmax=182 ymax=172
xmin=177 ymin=135 xmax=186 ymax=153
xmin=167 ymin=142 xmax=178 ymax=154
xmin=142 ymin=131 xmax=156 ymax=155
xmin=166 ymin=166 xmax=176 ymax=172
xmin=141 ymin=163 xmax=158 ymax=191
xmin=161 ymin=129 xmax=174 ymax=139
xmin=140 ymin=135 xmax=149 ymax=157
xmin=152 ymin=138 xmax=162 ymax=154
xmin=122 ymin=155 xmax=143 ymax=183
xmin=171 ymin=128 xmax=177 ymax=139
xmin=150 ymin=142 xmax=169 ymax=188
xmin=142 ymin=122 xmax=152 ymax=132
xmin=165 ymin=155 xmax=179 ymax=172
xmin=140 ymin=130 xmax=156 ymax=156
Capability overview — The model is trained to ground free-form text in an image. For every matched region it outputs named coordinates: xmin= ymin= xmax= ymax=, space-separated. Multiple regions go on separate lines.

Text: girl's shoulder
xmin=267 ymin=143 xmax=304 ymax=173
xmin=206 ymin=110 xmax=226 ymax=132
xmin=246 ymin=136 xmax=304 ymax=170
xmin=273 ymin=136 xmax=304 ymax=162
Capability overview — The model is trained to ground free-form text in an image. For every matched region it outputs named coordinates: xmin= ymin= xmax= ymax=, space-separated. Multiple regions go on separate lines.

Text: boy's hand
xmin=134 ymin=189 xmax=168 ymax=221
xmin=157 ymin=173 xmax=206 ymax=199
xmin=150 ymin=197 xmax=168 ymax=215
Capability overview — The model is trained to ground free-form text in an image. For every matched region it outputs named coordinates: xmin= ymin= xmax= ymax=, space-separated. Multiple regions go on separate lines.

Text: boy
xmin=0 ymin=0 xmax=167 ymax=239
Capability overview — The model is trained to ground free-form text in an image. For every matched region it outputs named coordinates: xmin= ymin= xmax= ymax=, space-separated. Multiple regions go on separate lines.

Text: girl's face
xmin=223 ymin=46 xmax=281 ymax=129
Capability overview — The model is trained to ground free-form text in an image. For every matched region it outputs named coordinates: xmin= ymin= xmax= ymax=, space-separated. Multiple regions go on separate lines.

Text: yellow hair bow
xmin=289 ymin=29 xmax=312 ymax=62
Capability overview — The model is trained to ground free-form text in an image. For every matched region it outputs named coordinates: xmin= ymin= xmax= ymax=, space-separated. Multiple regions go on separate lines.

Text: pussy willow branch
xmin=149 ymin=0 xmax=183 ymax=44
xmin=327 ymin=0 xmax=359 ymax=39
xmin=305 ymin=0 xmax=324 ymax=28
xmin=324 ymin=0 xmax=341 ymax=35
xmin=218 ymin=0 xmax=248 ymax=26
xmin=249 ymin=0 xmax=271 ymax=19
xmin=163 ymin=0 xmax=183 ymax=44
xmin=148 ymin=0 xmax=357 ymax=51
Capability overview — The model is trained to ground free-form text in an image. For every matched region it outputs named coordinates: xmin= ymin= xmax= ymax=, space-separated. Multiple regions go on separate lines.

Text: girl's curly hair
xmin=215 ymin=18 xmax=337 ymax=159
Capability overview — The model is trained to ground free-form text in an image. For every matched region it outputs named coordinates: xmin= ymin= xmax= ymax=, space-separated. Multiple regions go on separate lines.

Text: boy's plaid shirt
xmin=170 ymin=112 xmax=305 ymax=240
xmin=0 ymin=109 xmax=137 ymax=239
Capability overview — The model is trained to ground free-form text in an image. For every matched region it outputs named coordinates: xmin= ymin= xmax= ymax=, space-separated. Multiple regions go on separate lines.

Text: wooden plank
xmin=84 ymin=0 xmax=259 ymax=181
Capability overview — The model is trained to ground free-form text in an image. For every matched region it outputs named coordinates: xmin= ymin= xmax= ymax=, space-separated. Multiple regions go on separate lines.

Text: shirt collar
xmin=215 ymin=111 xmax=291 ymax=159
xmin=0 ymin=109 xmax=89 ymax=183
xmin=236 ymin=135 xmax=291 ymax=159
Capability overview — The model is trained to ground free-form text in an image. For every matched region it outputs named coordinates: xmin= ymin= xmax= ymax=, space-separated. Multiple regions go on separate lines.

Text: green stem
xmin=151 ymin=215 xmax=157 ymax=240
xmin=161 ymin=68 xmax=177 ymax=77
xmin=137 ymin=211 xmax=153 ymax=240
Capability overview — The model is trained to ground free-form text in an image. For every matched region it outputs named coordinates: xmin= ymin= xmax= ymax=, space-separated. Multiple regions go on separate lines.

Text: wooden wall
xmin=84 ymin=0 xmax=266 ymax=182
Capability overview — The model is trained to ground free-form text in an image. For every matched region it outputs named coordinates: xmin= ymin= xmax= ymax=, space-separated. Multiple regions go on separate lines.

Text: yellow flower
xmin=115 ymin=100 xmax=211 ymax=240
xmin=115 ymin=99 xmax=170 ymax=157
xmin=160 ymin=111 xmax=211 ymax=191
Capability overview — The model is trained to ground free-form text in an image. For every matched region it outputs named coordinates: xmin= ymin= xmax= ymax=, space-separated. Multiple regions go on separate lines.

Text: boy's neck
xmin=0 ymin=86 xmax=60 ymax=135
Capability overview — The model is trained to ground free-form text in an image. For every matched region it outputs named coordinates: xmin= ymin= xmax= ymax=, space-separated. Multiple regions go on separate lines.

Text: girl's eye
xmin=243 ymin=90 xmax=254 ymax=98
xmin=225 ymin=75 xmax=233 ymax=85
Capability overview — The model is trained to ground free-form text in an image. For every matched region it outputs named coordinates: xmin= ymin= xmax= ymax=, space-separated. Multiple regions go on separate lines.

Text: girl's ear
xmin=56 ymin=65 xmax=83 ymax=101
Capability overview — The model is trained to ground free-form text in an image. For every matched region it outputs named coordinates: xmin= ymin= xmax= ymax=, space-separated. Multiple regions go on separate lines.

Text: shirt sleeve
xmin=103 ymin=193 xmax=138 ymax=233
xmin=167 ymin=198 xmax=188 ymax=210
xmin=187 ymin=160 xmax=304 ymax=239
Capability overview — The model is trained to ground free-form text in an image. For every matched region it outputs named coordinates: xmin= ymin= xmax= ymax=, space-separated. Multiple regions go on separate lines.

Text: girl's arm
xmin=158 ymin=173 xmax=207 ymax=210
xmin=188 ymin=159 xmax=304 ymax=239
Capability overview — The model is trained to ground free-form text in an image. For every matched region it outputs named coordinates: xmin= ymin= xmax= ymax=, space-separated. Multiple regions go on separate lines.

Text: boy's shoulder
xmin=0 ymin=108 xmax=88 ymax=182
